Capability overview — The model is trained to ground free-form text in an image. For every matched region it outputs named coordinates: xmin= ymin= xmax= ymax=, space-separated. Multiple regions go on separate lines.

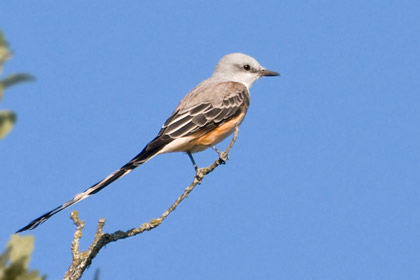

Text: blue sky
xmin=1 ymin=1 xmax=420 ymax=279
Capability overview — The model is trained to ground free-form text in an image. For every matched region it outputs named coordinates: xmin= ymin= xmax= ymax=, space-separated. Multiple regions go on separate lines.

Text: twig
xmin=63 ymin=127 xmax=239 ymax=280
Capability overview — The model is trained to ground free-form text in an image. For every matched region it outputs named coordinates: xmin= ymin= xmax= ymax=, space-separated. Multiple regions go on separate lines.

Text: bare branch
xmin=63 ymin=127 xmax=240 ymax=280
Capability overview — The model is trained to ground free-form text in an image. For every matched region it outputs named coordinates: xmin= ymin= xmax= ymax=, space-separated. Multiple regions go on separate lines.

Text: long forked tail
xmin=16 ymin=141 xmax=166 ymax=233
xmin=16 ymin=162 xmax=137 ymax=233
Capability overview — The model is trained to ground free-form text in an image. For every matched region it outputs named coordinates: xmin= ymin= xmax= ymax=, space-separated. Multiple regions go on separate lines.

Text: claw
xmin=212 ymin=146 xmax=229 ymax=164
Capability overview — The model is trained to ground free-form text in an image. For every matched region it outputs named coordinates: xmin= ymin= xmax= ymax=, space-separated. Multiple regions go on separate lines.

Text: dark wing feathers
xmin=158 ymin=84 xmax=250 ymax=140
xmin=169 ymin=121 xmax=197 ymax=138
xmin=204 ymin=108 xmax=222 ymax=119
xmin=192 ymin=114 xmax=208 ymax=126
xmin=164 ymin=115 xmax=191 ymax=135
xmin=189 ymin=103 xmax=212 ymax=115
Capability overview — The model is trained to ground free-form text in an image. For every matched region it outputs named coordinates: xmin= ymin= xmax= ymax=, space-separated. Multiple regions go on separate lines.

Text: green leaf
xmin=0 ymin=247 xmax=10 ymax=268
xmin=0 ymin=30 xmax=11 ymax=72
xmin=0 ymin=235 xmax=45 ymax=280
xmin=7 ymin=235 xmax=34 ymax=269
xmin=0 ymin=110 xmax=16 ymax=139
xmin=0 ymin=30 xmax=9 ymax=48
xmin=1 ymin=73 xmax=35 ymax=89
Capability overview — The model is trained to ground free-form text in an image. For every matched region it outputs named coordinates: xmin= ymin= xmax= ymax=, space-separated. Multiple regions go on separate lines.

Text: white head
xmin=211 ymin=53 xmax=279 ymax=88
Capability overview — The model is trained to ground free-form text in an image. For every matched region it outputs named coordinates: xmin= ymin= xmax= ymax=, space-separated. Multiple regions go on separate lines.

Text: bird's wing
xmin=139 ymin=81 xmax=250 ymax=155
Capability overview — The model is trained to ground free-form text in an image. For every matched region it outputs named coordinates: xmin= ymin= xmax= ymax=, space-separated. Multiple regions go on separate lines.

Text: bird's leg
xmin=212 ymin=146 xmax=228 ymax=164
xmin=187 ymin=152 xmax=198 ymax=171
xmin=187 ymin=152 xmax=207 ymax=181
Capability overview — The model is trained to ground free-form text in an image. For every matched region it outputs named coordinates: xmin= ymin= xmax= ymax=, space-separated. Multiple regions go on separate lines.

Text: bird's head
xmin=212 ymin=53 xmax=279 ymax=88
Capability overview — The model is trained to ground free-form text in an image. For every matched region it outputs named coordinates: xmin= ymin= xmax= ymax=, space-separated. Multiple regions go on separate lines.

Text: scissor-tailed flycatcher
xmin=17 ymin=53 xmax=279 ymax=233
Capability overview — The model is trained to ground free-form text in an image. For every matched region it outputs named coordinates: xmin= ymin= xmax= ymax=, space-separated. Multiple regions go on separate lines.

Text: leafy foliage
xmin=0 ymin=110 xmax=16 ymax=139
xmin=0 ymin=30 xmax=34 ymax=139
xmin=0 ymin=235 xmax=45 ymax=280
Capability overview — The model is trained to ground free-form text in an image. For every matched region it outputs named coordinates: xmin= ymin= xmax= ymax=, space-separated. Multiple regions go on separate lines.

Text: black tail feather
xmin=16 ymin=140 xmax=169 ymax=233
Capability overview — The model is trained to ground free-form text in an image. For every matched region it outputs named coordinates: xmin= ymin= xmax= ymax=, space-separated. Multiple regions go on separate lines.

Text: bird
xmin=17 ymin=53 xmax=280 ymax=233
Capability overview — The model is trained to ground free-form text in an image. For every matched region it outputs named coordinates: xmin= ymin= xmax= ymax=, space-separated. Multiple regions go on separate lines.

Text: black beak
xmin=260 ymin=68 xmax=280 ymax=77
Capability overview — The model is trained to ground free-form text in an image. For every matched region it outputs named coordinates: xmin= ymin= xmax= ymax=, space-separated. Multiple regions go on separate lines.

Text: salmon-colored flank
xmin=192 ymin=110 xmax=246 ymax=147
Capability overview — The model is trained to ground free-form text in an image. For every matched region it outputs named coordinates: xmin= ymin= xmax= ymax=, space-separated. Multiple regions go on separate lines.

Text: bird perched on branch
xmin=17 ymin=53 xmax=280 ymax=233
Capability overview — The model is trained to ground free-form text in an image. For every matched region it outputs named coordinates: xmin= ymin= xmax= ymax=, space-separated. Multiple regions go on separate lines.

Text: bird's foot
xmin=194 ymin=167 xmax=208 ymax=184
xmin=212 ymin=146 xmax=229 ymax=165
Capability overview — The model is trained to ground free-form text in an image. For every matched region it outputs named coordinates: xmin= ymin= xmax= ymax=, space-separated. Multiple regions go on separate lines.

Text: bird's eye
xmin=243 ymin=64 xmax=251 ymax=71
